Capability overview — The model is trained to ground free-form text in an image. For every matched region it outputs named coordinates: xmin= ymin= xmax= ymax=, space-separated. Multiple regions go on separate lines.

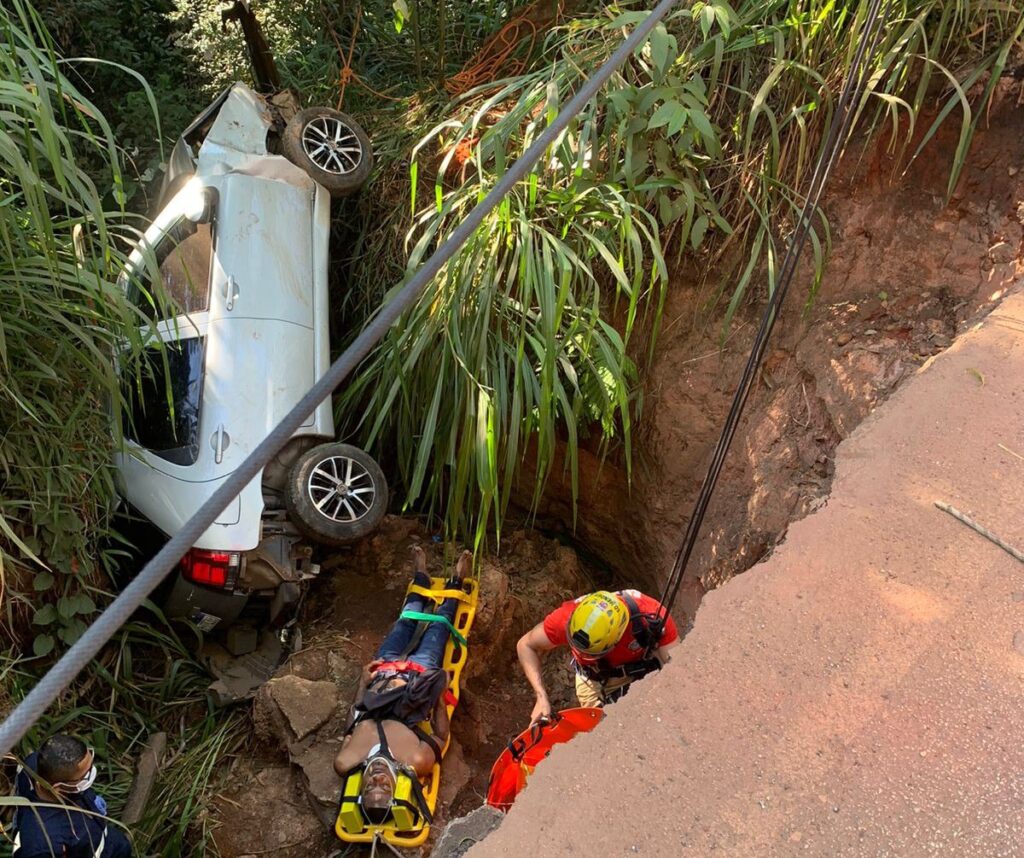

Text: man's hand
xmin=362 ymin=659 xmax=384 ymax=683
xmin=517 ymin=622 xmax=558 ymax=725
xmin=530 ymin=693 xmax=552 ymax=725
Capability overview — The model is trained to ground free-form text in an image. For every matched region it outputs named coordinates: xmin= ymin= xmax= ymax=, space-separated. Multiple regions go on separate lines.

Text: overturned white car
xmin=115 ymin=83 xmax=386 ymax=696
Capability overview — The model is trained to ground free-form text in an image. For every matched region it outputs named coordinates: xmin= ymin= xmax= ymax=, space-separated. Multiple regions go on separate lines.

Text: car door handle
xmin=224 ymin=276 xmax=239 ymax=310
xmin=211 ymin=424 xmax=230 ymax=464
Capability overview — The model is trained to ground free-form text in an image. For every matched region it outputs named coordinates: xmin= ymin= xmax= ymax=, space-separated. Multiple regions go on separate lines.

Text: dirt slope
xmin=525 ymin=81 xmax=1024 ymax=621
xmin=472 ymin=289 xmax=1024 ymax=856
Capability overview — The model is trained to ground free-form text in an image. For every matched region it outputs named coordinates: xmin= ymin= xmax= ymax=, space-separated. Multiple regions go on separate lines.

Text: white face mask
xmin=56 ymin=762 xmax=97 ymax=794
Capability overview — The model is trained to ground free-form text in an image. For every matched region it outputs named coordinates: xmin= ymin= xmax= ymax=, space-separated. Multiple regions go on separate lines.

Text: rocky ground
xmin=211 ymin=520 xmax=593 ymax=856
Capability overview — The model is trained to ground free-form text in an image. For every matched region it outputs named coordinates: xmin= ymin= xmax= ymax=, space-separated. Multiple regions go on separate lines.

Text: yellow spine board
xmin=336 ymin=576 xmax=478 ymax=848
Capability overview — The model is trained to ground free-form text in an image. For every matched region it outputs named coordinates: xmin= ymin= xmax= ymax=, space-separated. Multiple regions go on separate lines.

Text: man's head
xmin=360 ymin=756 xmax=397 ymax=823
xmin=37 ymin=734 xmax=95 ymax=795
xmin=567 ymin=591 xmax=629 ymax=657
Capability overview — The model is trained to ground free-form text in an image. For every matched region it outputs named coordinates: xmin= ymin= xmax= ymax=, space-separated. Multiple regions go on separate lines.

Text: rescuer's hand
xmin=530 ymin=693 xmax=552 ymax=725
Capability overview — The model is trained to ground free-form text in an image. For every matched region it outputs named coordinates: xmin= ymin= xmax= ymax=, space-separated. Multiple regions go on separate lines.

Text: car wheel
xmin=284 ymin=442 xmax=387 ymax=545
xmin=280 ymin=107 xmax=373 ymax=197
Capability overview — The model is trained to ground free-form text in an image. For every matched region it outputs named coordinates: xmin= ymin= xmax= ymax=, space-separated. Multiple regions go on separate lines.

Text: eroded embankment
xmin=524 ymin=80 xmax=1024 ymax=622
xmin=212 ymin=78 xmax=1024 ymax=858
xmin=472 ymin=290 xmax=1024 ymax=856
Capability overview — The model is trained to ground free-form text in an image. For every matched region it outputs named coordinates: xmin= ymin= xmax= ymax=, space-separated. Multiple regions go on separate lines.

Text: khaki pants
xmin=574 ymin=672 xmax=632 ymax=708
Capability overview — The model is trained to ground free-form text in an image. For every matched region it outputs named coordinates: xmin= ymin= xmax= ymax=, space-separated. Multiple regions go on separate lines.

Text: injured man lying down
xmin=334 ymin=546 xmax=471 ymax=823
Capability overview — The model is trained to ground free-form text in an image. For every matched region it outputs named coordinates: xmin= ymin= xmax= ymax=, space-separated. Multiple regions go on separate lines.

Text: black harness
xmin=574 ymin=593 xmax=666 ymax=687
xmin=347 ymin=672 xmax=446 ymax=766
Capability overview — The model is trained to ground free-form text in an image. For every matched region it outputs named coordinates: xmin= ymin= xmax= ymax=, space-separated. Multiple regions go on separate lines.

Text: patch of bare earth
xmin=211 ymin=519 xmax=592 ymax=856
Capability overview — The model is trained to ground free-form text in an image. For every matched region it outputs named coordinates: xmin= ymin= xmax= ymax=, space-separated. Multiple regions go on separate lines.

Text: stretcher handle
xmin=508 ymin=713 xmax=562 ymax=762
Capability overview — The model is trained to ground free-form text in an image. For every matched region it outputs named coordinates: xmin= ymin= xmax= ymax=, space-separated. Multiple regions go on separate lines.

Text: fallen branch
xmin=122 ymin=731 xmax=167 ymax=825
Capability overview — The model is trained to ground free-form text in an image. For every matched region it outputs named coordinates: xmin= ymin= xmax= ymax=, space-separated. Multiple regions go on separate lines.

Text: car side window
xmin=129 ymin=218 xmax=213 ymax=320
xmin=122 ymin=338 xmax=205 ymax=465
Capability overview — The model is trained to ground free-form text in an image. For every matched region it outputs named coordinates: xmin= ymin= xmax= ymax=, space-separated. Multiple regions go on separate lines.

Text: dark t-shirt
xmin=13 ymin=753 xmax=133 ymax=858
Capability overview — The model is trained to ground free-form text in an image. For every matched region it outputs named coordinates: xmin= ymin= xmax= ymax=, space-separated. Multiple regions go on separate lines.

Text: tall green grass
xmin=0 ymin=621 xmax=246 ymax=856
xmin=336 ymin=0 xmax=1023 ymax=548
xmin=0 ymin=0 xmax=161 ymax=649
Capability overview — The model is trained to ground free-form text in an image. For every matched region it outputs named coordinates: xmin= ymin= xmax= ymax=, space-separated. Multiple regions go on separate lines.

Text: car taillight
xmin=180 ymin=549 xmax=240 ymax=590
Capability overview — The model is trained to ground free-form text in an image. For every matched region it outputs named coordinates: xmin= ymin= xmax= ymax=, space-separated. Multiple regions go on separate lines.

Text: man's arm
xmin=103 ymin=824 xmax=135 ymax=858
xmin=334 ymin=732 xmax=359 ymax=776
xmin=516 ymin=623 xmax=558 ymax=724
xmin=654 ymin=640 xmax=678 ymax=666
xmin=342 ymin=659 xmax=382 ymax=732
xmin=430 ymin=693 xmax=450 ymax=746
xmin=408 ymin=695 xmax=450 ymax=777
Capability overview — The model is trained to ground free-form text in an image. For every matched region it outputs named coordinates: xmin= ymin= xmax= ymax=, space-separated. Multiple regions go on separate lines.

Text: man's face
xmin=362 ymin=758 xmax=396 ymax=813
xmin=55 ymin=748 xmax=96 ymax=794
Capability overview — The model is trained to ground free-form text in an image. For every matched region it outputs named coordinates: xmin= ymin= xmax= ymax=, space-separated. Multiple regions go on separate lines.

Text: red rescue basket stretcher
xmin=486 ymin=708 xmax=605 ymax=811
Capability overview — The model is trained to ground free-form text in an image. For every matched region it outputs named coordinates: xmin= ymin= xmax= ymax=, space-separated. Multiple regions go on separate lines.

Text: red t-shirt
xmin=542 ymin=590 xmax=678 ymax=668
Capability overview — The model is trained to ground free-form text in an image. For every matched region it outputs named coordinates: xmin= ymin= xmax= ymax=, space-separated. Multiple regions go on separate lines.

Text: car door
xmin=116 ymin=188 xmax=246 ymax=539
xmin=207 ymin=172 xmax=315 ymax=329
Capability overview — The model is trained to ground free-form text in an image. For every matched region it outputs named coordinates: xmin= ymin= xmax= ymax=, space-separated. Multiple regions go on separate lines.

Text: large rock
xmin=430 ymin=805 xmax=504 ymax=858
xmin=256 ymin=675 xmax=339 ymax=743
xmin=293 ymin=740 xmax=344 ymax=829
xmin=293 ymin=740 xmax=343 ymax=807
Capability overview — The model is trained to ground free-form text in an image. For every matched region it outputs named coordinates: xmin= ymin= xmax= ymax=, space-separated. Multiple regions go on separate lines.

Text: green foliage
xmin=0 ymin=0 xmax=156 ymax=639
xmin=0 ymin=621 xmax=246 ymax=856
xmin=335 ymin=0 xmax=1023 ymax=548
xmin=32 ymin=0 xmax=198 ymax=204
xmin=169 ymin=0 xmax=540 ymax=111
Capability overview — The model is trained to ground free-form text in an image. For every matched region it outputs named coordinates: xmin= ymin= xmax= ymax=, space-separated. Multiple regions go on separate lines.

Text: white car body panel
xmin=115 ymin=83 xmax=334 ymax=551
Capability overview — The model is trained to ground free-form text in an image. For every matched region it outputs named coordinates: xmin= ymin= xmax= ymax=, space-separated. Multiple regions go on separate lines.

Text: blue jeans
xmin=376 ymin=574 xmax=460 ymax=670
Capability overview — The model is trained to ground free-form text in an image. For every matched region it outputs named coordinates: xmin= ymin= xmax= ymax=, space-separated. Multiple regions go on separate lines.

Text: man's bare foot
xmin=411 ymin=544 xmax=427 ymax=575
xmin=454 ymin=550 xmax=473 ymax=582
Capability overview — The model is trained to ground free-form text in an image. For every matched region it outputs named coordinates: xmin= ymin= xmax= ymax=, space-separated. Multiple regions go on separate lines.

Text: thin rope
xmin=935 ymin=502 xmax=1024 ymax=564
xmin=655 ymin=0 xmax=892 ymax=626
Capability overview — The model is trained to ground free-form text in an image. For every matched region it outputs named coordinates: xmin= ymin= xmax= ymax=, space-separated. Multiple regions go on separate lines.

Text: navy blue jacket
xmin=12 ymin=753 xmax=132 ymax=858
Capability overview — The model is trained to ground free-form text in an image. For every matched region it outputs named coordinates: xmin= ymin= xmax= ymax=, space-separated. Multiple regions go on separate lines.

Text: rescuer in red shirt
xmin=516 ymin=589 xmax=679 ymax=722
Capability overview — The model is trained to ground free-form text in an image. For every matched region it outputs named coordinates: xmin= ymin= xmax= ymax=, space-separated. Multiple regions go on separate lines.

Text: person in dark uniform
xmin=12 ymin=734 xmax=132 ymax=858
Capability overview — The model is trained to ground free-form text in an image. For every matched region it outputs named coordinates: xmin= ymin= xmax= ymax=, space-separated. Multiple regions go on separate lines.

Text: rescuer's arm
xmin=654 ymin=640 xmax=678 ymax=666
xmin=517 ymin=623 xmax=558 ymax=723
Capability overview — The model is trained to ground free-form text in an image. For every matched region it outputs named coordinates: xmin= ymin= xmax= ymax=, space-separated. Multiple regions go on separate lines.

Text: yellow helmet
xmin=567 ymin=591 xmax=629 ymax=656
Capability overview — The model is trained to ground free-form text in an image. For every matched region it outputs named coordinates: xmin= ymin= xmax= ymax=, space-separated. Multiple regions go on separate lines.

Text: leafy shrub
xmin=336 ymin=0 xmax=1024 ymax=547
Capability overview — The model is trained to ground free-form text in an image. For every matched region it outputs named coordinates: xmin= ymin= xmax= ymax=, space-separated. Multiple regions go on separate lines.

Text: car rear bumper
xmin=163 ymin=573 xmax=248 ymax=631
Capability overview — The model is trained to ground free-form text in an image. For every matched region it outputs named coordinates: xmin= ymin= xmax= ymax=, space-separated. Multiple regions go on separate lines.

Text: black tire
xmin=280 ymin=107 xmax=373 ymax=197
xmin=284 ymin=442 xmax=387 ymax=546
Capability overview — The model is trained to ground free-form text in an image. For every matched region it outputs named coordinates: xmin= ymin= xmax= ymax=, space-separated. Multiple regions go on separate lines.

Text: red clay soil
xmin=473 ymin=290 xmax=1024 ymax=856
xmin=524 ymin=81 xmax=1024 ymax=621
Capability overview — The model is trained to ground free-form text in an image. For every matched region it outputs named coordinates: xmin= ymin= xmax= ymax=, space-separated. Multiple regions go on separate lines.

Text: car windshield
xmin=122 ymin=338 xmax=205 ymax=465
xmin=127 ymin=218 xmax=213 ymax=321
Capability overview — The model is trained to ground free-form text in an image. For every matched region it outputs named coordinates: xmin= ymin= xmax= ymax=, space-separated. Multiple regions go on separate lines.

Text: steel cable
xmin=655 ymin=0 xmax=891 ymax=625
xmin=0 ymin=0 xmax=680 ymax=758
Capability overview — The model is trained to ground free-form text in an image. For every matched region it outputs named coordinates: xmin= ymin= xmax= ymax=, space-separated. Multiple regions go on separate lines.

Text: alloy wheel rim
xmin=308 ymin=456 xmax=375 ymax=522
xmin=301 ymin=115 xmax=363 ymax=175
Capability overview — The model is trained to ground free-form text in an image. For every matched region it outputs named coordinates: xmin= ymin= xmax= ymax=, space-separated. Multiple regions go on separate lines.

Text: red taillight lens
xmin=180 ymin=549 xmax=240 ymax=589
